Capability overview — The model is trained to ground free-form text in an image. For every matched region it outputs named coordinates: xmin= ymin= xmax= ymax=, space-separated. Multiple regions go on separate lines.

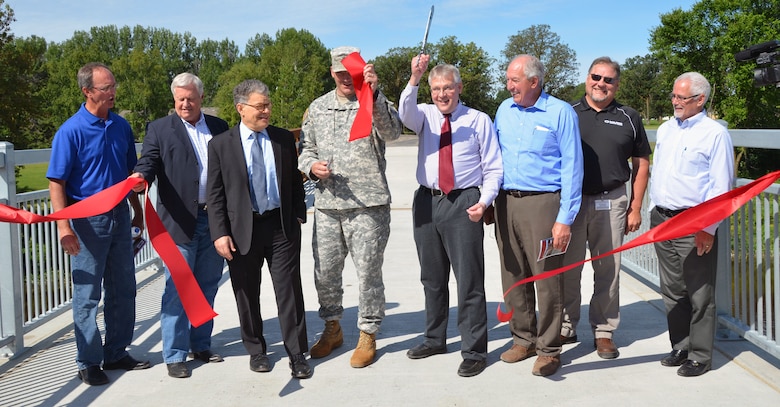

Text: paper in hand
xmin=537 ymin=237 xmax=569 ymax=262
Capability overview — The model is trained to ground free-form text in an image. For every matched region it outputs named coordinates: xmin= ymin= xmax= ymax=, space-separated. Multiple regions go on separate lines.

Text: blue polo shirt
xmin=47 ymin=103 xmax=137 ymax=201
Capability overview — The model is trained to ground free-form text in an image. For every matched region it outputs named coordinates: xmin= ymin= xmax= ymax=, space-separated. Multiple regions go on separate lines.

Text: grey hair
xmin=588 ymin=56 xmax=621 ymax=80
xmin=428 ymin=64 xmax=462 ymax=85
xmin=233 ymin=79 xmax=270 ymax=105
xmin=171 ymin=73 xmax=204 ymax=97
xmin=675 ymin=72 xmax=711 ymax=104
xmin=511 ymin=55 xmax=545 ymax=87
xmin=77 ymin=62 xmax=111 ymax=89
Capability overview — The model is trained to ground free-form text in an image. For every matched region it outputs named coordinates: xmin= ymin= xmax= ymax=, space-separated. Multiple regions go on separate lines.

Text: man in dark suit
xmin=207 ymin=79 xmax=311 ymax=379
xmin=132 ymin=73 xmax=229 ymax=378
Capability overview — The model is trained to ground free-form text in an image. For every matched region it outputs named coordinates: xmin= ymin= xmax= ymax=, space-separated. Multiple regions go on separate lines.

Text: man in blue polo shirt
xmin=47 ymin=62 xmax=149 ymax=386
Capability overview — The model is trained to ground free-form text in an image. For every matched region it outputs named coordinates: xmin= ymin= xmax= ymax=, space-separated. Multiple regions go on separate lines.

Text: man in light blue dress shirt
xmin=493 ymin=54 xmax=583 ymax=377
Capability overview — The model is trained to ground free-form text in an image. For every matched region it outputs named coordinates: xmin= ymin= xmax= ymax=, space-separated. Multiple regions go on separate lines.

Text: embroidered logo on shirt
xmin=603 ymin=119 xmax=624 ymax=126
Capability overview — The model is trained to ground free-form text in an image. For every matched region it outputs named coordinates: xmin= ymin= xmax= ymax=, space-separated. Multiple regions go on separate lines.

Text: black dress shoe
xmin=289 ymin=354 xmax=312 ymax=379
xmin=77 ymin=366 xmax=109 ymax=386
xmin=249 ymin=354 xmax=272 ymax=372
xmin=167 ymin=362 xmax=191 ymax=378
xmin=407 ymin=343 xmax=447 ymax=359
xmin=560 ymin=334 xmax=578 ymax=345
xmin=660 ymin=349 xmax=688 ymax=367
xmin=103 ymin=355 xmax=151 ymax=371
xmin=677 ymin=360 xmax=710 ymax=377
xmin=457 ymin=359 xmax=487 ymax=377
xmin=192 ymin=350 xmax=224 ymax=363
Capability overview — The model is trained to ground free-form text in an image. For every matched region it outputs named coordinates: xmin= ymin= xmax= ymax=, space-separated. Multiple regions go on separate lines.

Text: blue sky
xmin=7 ymin=0 xmax=699 ymax=79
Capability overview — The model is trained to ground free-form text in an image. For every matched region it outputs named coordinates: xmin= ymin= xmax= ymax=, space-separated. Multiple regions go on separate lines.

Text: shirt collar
xmin=574 ymin=95 xmax=618 ymax=113
xmin=444 ymin=102 xmax=464 ymax=119
xmin=511 ymin=90 xmax=548 ymax=112
xmin=675 ymin=110 xmax=706 ymax=129
xmin=179 ymin=112 xmax=205 ymax=128
xmin=240 ymin=123 xmax=267 ymax=141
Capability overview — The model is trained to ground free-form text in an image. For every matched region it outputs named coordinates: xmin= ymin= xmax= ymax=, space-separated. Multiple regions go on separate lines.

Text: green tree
xmin=255 ymin=29 xmax=330 ymax=129
xmin=214 ymin=28 xmax=330 ymax=129
xmin=213 ymin=60 xmax=262 ymax=126
xmin=500 ymin=24 xmax=579 ymax=98
xmin=617 ymin=54 xmax=666 ymax=120
xmin=374 ymin=37 xmax=497 ymax=117
xmin=434 ymin=36 xmax=497 ymax=115
xmin=193 ymin=38 xmax=239 ymax=105
xmin=0 ymin=2 xmax=49 ymax=148
xmin=243 ymin=33 xmax=273 ymax=62
xmin=649 ymin=0 xmax=780 ymax=178
xmin=112 ymin=48 xmax=170 ymax=139
xmin=557 ymin=82 xmax=585 ymax=104
xmin=372 ymin=46 xmax=419 ymax=107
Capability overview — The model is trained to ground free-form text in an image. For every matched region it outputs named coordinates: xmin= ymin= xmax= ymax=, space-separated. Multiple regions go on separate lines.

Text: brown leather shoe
xmin=595 ymin=338 xmax=619 ymax=359
xmin=531 ymin=355 xmax=561 ymax=376
xmin=500 ymin=344 xmax=536 ymax=363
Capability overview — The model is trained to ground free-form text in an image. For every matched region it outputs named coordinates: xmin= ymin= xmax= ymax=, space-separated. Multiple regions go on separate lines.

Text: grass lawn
xmin=16 ymin=163 xmax=50 ymax=193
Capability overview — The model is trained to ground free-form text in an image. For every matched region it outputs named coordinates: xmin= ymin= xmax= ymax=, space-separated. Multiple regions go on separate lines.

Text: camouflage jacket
xmin=298 ymin=89 xmax=402 ymax=209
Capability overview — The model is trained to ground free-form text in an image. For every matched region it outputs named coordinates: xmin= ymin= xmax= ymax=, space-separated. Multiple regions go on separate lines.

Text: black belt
xmin=253 ymin=208 xmax=280 ymax=220
xmin=419 ymin=185 xmax=476 ymax=196
xmin=197 ymin=203 xmax=207 ymax=211
xmin=655 ymin=206 xmax=688 ymax=218
xmin=503 ymin=189 xmax=559 ymax=198
xmin=584 ymin=184 xmax=623 ymax=196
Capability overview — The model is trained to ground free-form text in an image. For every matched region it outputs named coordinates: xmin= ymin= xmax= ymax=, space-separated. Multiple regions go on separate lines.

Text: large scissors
xmin=417 ymin=5 xmax=434 ymax=67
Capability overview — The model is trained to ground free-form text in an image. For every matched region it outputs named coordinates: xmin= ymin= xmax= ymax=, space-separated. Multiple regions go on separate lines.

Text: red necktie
xmin=438 ymin=113 xmax=454 ymax=194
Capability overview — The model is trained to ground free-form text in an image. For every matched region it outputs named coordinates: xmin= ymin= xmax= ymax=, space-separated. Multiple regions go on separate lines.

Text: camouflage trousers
xmin=312 ymin=205 xmax=390 ymax=334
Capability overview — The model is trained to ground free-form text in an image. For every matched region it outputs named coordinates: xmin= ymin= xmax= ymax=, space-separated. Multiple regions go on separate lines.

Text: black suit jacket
xmin=134 ymin=113 xmax=229 ymax=245
xmin=207 ymin=124 xmax=306 ymax=255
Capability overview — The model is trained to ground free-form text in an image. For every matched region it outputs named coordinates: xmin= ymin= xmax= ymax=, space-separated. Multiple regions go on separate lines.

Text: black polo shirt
xmin=571 ymin=97 xmax=652 ymax=195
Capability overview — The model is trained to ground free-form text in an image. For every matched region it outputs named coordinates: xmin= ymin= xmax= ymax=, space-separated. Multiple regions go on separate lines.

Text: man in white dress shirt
xmin=649 ymin=71 xmax=734 ymax=377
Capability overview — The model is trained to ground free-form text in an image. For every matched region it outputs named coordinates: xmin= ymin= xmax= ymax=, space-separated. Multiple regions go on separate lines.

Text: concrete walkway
xmin=1 ymin=144 xmax=779 ymax=407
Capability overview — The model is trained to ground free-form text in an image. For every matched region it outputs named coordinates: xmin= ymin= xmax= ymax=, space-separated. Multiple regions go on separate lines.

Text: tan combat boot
xmin=350 ymin=331 xmax=376 ymax=368
xmin=310 ymin=320 xmax=343 ymax=359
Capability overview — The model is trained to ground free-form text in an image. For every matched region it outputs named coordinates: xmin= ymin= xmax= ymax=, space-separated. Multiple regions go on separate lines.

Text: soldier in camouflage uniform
xmin=298 ymin=46 xmax=402 ymax=368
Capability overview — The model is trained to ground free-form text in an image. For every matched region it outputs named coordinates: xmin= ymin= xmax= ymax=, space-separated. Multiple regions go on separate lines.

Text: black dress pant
xmin=227 ymin=213 xmax=307 ymax=357
xmin=651 ymin=207 xmax=717 ymax=366
xmin=413 ymin=186 xmax=487 ymax=361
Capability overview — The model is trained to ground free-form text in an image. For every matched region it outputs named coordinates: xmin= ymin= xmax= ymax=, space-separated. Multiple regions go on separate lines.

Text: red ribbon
xmin=341 ymin=52 xmax=373 ymax=141
xmin=0 ymin=178 xmax=217 ymax=327
xmin=496 ymin=170 xmax=780 ymax=322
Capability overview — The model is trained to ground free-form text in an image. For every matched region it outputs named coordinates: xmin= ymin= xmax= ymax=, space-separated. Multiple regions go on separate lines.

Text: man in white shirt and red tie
xmin=398 ymin=53 xmax=503 ymax=377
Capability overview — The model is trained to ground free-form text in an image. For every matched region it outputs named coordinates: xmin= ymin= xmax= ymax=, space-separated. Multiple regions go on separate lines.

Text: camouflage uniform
xmin=298 ymin=89 xmax=402 ymax=334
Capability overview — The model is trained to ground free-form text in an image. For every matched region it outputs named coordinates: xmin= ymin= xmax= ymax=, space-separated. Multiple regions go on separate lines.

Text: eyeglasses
xmin=92 ymin=84 xmax=118 ymax=93
xmin=669 ymin=93 xmax=700 ymax=102
xmin=589 ymin=74 xmax=615 ymax=84
xmin=431 ymin=85 xmax=456 ymax=94
xmin=242 ymin=102 xmax=272 ymax=111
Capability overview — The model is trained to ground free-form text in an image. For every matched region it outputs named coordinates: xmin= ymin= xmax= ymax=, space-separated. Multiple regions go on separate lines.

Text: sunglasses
xmin=590 ymin=73 xmax=615 ymax=84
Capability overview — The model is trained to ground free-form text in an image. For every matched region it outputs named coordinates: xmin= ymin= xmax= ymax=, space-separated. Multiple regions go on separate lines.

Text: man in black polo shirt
xmin=562 ymin=57 xmax=651 ymax=359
